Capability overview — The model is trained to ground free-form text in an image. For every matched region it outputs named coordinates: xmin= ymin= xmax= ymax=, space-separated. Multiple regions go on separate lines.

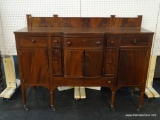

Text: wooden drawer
xmin=104 ymin=49 xmax=116 ymax=76
xmin=106 ymin=37 xmax=119 ymax=47
xmin=51 ymin=37 xmax=61 ymax=47
xmin=121 ymin=35 xmax=149 ymax=47
xmin=20 ymin=37 xmax=47 ymax=47
xmin=63 ymin=38 xmax=103 ymax=48
xmin=52 ymin=49 xmax=62 ymax=75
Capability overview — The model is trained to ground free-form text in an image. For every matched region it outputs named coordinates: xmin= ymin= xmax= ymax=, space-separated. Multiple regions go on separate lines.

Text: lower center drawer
xmin=53 ymin=77 xmax=114 ymax=87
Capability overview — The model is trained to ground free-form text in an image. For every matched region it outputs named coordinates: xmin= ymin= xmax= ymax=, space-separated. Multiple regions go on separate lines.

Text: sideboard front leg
xmin=22 ymin=90 xmax=28 ymax=110
xmin=50 ymin=91 xmax=55 ymax=111
xmin=137 ymin=91 xmax=144 ymax=111
xmin=111 ymin=91 xmax=115 ymax=111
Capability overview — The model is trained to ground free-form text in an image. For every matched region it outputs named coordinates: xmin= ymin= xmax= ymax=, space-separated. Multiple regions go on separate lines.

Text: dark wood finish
xmin=27 ymin=15 xmax=55 ymax=27
xmin=20 ymin=48 xmax=49 ymax=85
xmin=114 ymin=15 xmax=142 ymax=27
xmin=56 ymin=17 xmax=111 ymax=27
xmin=84 ymin=49 xmax=103 ymax=77
xmin=106 ymin=37 xmax=119 ymax=47
xmin=52 ymin=49 xmax=62 ymax=75
xmin=118 ymin=49 xmax=148 ymax=86
xmin=51 ymin=37 xmax=61 ymax=47
xmin=26 ymin=15 xmax=142 ymax=27
xmin=120 ymin=35 xmax=149 ymax=47
xmin=63 ymin=38 xmax=103 ymax=48
xmin=53 ymin=77 xmax=113 ymax=86
xmin=20 ymin=37 xmax=48 ymax=47
xmin=0 ymin=51 xmax=4 ymax=91
xmin=104 ymin=49 xmax=116 ymax=76
xmin=14 ymin=15 xmax=153 ymax=111
xmin=64 ymin=49 xmax=84 ymax=78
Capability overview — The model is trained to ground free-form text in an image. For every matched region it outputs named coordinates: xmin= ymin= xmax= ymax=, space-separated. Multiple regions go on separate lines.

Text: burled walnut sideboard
xmin=14 ymin=15 xmax=153 ymax=111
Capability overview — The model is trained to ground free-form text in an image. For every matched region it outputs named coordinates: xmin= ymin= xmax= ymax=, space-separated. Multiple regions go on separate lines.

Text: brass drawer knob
xmin=54 ymin=61 xmax=58 ymax=64
xmin=109 ymin=61 xmax=112 ymax=64
xmin=67 ymin=41 xmax=72 ymax=46
xmin=110 ymin=41 xmax=114 ymax=44
xmin=96 ymin=41 xmax=101 ymax=45
xmin=32 ymin=39 xmax=35 ymax=43
xmin=108 ymin=81 xmax=111 ymax=84
xmin=54 ymin=40 xmax=58 ymax=43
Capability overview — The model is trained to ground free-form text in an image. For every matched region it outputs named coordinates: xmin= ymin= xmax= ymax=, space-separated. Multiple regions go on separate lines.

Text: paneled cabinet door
xmin=64 ymin=49 xmax=103 ymax=78
xmin=64 ymin=49 xmax=84 ymax=78
xmin=117 ymin=49 xmax=148 ymax=86
xmin=20 ymin=48 xmax=49 ymax=85
xmin=84 ymin=50 xmax=103 ymax=77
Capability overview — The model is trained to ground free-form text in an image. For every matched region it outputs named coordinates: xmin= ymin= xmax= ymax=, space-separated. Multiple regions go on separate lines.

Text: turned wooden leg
xmin=22 ymin=90 xmax=28 ymax=110
xmin=50 ymin=91 xmax=55 ymax=111
xmin=111 ymin=91 xmax=115 ymax=111
xmin=137 ymin=91 xmax=144 ymax=111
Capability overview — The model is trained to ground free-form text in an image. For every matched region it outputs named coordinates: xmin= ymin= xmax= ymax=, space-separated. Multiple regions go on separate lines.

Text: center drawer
xmin=63 ymin=38 xmax=103 ymax=48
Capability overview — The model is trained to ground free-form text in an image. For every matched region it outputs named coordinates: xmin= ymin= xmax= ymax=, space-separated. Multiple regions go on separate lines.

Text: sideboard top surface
xmin=14 ymin=27 xmax=154 ymax=35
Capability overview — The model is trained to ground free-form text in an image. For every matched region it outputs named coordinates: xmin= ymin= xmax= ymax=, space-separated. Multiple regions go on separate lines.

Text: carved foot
xmin=111 ymin=105 xmax=115 ymax=111
xmin=32 ymin=88 xmax=36 ymax=94
xmin=24 ymin=105 xmax=28 ymax=111
xmin=131 ymin=90 xmax=134 ymax=95
xmin=51 ymin=105 xmax=55 ymax=111
xmin=137 ymin=106 xmax=142 ymax=111
xmin=32 ymin=90 xmax=36 ymax=94
xmin=75 ymin=98 xmax=80 ymax=100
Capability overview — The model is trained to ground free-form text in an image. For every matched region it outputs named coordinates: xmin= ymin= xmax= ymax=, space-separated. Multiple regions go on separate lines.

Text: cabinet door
xmin=64 ymin=49 xmax=84 ymax=77
xmin=117 ymin=49 xmax=148 ymax=86
xmin=84 ymin=50 xmax=103 ymax=77
xmin=20 ymin=48 xmax=49 ymax=85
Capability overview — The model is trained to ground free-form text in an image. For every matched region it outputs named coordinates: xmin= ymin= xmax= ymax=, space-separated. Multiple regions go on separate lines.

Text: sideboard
xmin=14 ymin=15 xmax=153 ymax=111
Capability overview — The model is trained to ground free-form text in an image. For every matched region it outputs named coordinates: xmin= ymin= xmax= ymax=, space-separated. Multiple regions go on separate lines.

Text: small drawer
xmin=52 ymin=49 xmax=62 ymax=75
xmin=20 ymin=37 xmax=47 ymax=47
xmin=106 ymin=79 xmax=113 ymax=86
xmin=51 ymin=37 xmax=61 ymax=47
xmin=104 ymin=49 xmax=116 ymax=76
xmin=106 ymin=37 xmax=118 ymax=47
xmin=121 ymin=35 xmax=149 ymax=46
xmin=63 ymin=38 xmax=103 ymax=48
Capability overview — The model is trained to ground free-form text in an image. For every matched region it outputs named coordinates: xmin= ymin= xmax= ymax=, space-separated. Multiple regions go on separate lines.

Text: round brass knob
xmin=67 ymin=41 xmax=72 ymax=45
xmin=54 ymin=61 xmax=58 ymax=64
xmin=96 ymin=41 xmax=101 ymax=45
xmin=109 ymin=61 xmax=112 ymax=64
xmin=111 ymin=41 xmax=114 ymax=44
xmin=32 ymin=39 xmax=35 ymax=43
xmin=54 ymin=40 xmax=58 ymax=43
xmin=108 ymin=81 xmax=111 ymax=84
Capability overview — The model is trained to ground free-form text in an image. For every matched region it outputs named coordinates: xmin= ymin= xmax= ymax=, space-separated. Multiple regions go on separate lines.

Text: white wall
xmin=0 ymin=11 xmax=5 ymax=55
xmin=0 ymin=0 xmax=160 ymax=55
